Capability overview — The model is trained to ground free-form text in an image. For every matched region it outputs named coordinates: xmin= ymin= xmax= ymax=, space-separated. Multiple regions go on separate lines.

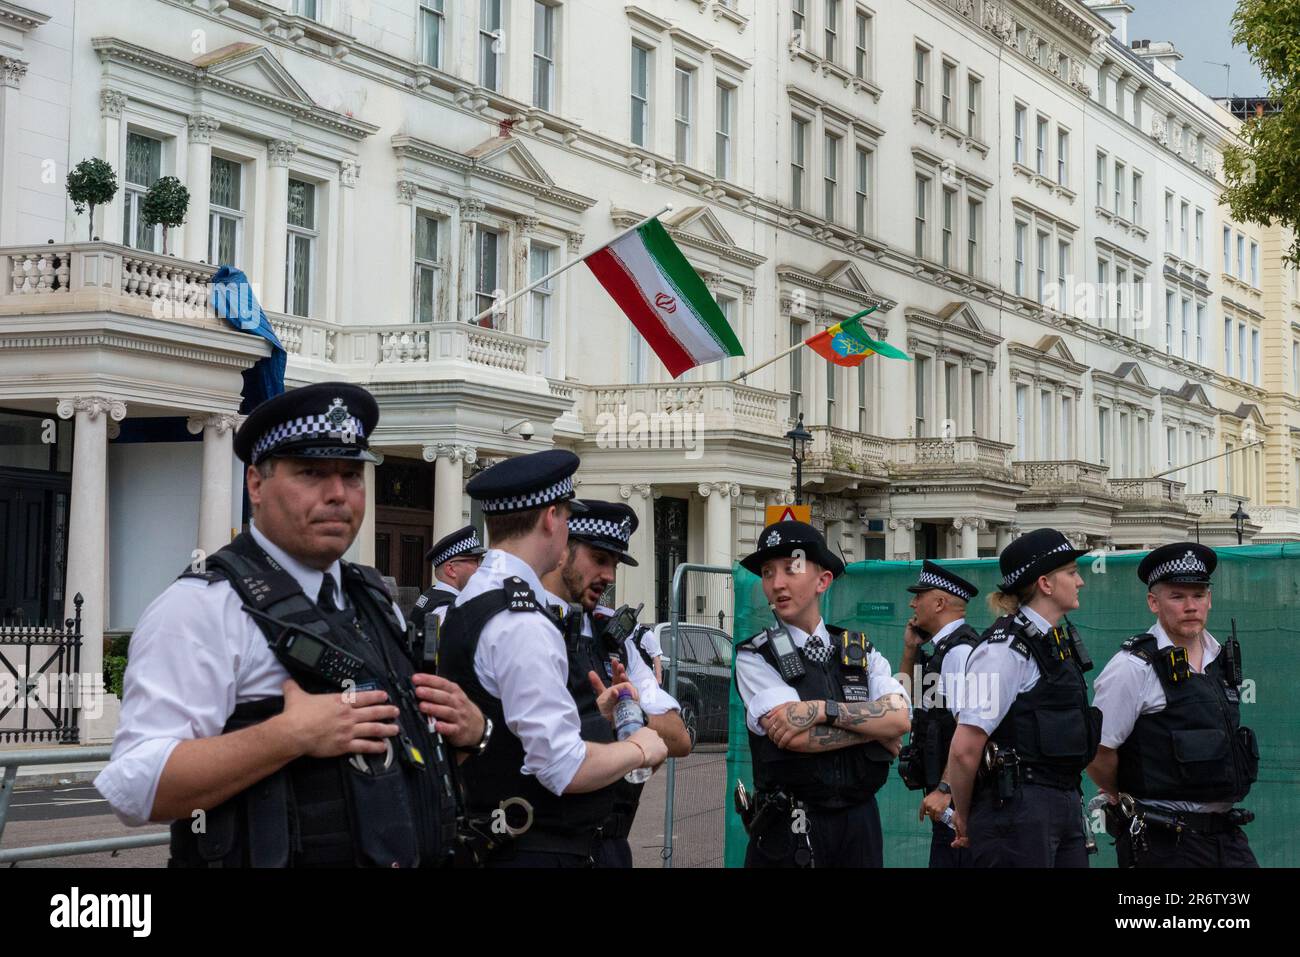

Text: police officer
xmin=96 ymin=382 xmax=482 ymax=867
xmin=540 ymin=499 xmax=691 ymax=867
xmin=734 ymin=521 xmax=910 ymax=868
xmin=438 ymin=451 xmax=668 ymax=867
xmin=944 ymin=528 xmax=1101 ymax=868
xmin=410 ymin=525 xmax=485 ymax=634
xmin=896 ymin=560 xmax=981 ymax=868
xmin=1087 ymin=543 xmax=1258 ymax=867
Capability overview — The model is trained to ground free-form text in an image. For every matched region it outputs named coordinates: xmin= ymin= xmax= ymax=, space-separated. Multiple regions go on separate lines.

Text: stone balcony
xmin=1013 ymin=460 xmax=1121 ymax=542
xmin=1015 ymin=459 xmax=1113 ymax=493
xmin=1105 ymin=477 xmax=1194 ymax=547
xmin=890 ymin=436 xmax=1016 ymax=478
xmin=804 ymin=426 xmax=890 ymax=492
xmin=1240 ymin=505 xmax=1300 ymax=544
xmin=577 ymin=380 xmax=789 ymax=438
xmin=1185 ymin=492 xmax=1263 ymax=546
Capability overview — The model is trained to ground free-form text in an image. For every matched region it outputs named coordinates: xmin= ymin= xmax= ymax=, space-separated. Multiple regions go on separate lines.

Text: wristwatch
xmin=458 ymin=716 xmax=493 ymax=757
xmin=823 ymin=700 xmax=840 ymax=725
xmin=937 ymin=780 xmax=952 ymax=795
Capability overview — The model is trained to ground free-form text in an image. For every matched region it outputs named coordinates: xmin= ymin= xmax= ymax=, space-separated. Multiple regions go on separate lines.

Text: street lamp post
xmin=786 ymin=412 xmax=812 ymax=506
xmin=1232 ymin=500 xmax=1249 ymax=546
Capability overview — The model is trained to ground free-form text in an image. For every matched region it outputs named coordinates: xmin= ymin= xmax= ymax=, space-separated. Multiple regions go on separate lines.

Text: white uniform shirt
xmin=956 ymin=605 xmax=1056 ymax=734
xmin=924 ymin=618 xmax=975 ymax=715
xmin=95 ymin=523 xmax=406 ymax=827
xmin=1092 ymin=621 xmax=1230 ymax=814
xmin=734 ymin=618 xmax=908 ymax=736
xmin=456 ymin=548 xmax=590 ymax=796
xmin=638 ymin=626 xmax=664 ymax=660
xmin=583 ymin=613 xmax=679 ymax=716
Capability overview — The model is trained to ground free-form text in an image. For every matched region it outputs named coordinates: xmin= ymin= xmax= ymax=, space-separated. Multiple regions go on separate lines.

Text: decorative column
xmin=186 ymin=412 xmax=240 ymax=556
xmin=97 ymin=90 xmax=127 ymax=243
xmin=184 ymin=115 xmax=220 ymax=262
xmin=996 ymin=522 xmax=1021 ymax=553
xmin=0 ymin=56 xmax=28 ymax=245
xmin=394 ymin=178 xmax=418 ymax=323
xmin=424 ymin=443 xmax=477 ymax=543
xmin=359 ymin=459 xmax=378 ymax=566
xmin=954 ymin=516 xmax=984 ymax=558
xmin=513 ymin=215 xmax=539 ymax=337
xmin=458 ymin=198 xmax=486 ymax=323
xmin=263 ymin=139 xmax=297 ymax=313
xmin=336 ymin=161 xmax=359 ymax=321
xmin=959 ymin=355 xmax=974 ymax=435
xmin=699 ymin=482 xmax=739 ymax=569
xmin=888 ymin=517 xmax=915 ymax=561
xmin=57 ymin=396 xmax=126 ymax=743
xmin=619 ymin=483 xmax=654 ymax=607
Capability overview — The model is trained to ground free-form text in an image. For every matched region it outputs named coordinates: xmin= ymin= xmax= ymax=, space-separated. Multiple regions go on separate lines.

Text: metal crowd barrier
xmin=0 ymin=746 xmax=169 ymax=864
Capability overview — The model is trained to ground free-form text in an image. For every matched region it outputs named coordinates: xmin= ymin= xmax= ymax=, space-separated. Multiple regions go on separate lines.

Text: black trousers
xmin=744 ymin=796 xmax=883 ymax=868
xmin=928 ymin=818 xmax=971 ymax=868
xmin=967 ymin=783 xmax=1089 ymax=868
xmin=593 ymin=837 xmax=634 ymax=868
xmin=1116 ymin=824 xmax=1257 ymax=868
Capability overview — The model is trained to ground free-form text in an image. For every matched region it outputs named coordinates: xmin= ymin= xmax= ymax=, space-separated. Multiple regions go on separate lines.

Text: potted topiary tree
xmin=140 ymin=175 xmax=190 ymax=255
xmin=65 ymin=157 xmax=118 ymax=241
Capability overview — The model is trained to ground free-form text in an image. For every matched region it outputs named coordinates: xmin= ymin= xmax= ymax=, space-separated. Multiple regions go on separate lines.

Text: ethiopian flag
xmin=585 ymin=218 xmax=744 ymax=379
xmin=805 ymin=308 xmax=910 ymax=367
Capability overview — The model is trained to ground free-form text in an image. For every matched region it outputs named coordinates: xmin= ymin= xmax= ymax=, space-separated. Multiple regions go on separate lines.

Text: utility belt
xmin=972 ymin=744 xmax=1081 ymax=805
xmin=1105 ymin=793 xmax=1254 ymax=844
xmin=452 ymin=809 xmax=601 ymax=865
xmin=735 ymin=782 xmax=814 ymax=868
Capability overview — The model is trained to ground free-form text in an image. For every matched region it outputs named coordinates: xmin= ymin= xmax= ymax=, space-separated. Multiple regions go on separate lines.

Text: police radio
xmin=1064 ymin=620 xmax=1094 ymax=673
xmin=598 ymin=602 xmax=644 ymax=654
xmin=765 ymin=612 xmax=806 ymax=682
xmin=1223 ymin=617 xmax=1243 ymax=688
xmin=243 ymin=606 xmax=366 ymax=689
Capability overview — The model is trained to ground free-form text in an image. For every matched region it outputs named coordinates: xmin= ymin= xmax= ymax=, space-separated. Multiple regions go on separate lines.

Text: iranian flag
xmin=585 ymin=217 xmax=744 ymax=379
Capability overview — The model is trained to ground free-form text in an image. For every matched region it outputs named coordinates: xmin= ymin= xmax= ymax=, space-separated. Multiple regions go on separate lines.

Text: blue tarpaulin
xmin=210 ymin=265 xmax=286 ymax=413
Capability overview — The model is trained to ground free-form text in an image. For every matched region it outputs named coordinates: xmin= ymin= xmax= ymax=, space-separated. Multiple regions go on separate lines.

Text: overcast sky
xmin=1125 ymin=0 xmax=1268 ymax=99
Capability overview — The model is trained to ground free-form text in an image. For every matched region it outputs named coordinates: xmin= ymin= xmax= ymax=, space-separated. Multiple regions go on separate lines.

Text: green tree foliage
xmin=65 ymin=157 xmax=118 ymax=241
xmin=1222 ymin=0 xmax=1300 ymax=265
xmin=140 ymin=175 xmax=190 ymax=255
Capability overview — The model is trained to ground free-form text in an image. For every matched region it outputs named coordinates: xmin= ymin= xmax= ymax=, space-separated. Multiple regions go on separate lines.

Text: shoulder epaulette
xmin=736 ymin=630 xmax=768 ymax=650
xmin=504 ymin=577 xmax=540 ymax=613
xmin=178 ymin=566 xmax=224 ymax=584
xmin=1009 ymin=636 xmax=1031 ymax=659
xmin=1122 ymin=632 xmax=1158 ymax=662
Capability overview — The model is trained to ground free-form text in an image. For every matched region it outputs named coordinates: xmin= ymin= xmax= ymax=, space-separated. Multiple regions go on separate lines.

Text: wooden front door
xmin=374 ymin=521 xmax=432 ymax=593
xmin=0 ymin=472 xmax=70 ymax=625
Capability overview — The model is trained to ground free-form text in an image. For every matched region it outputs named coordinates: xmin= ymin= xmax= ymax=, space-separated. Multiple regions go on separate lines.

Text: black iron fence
xmin=0 ymin=594 xmax=83 ymax=744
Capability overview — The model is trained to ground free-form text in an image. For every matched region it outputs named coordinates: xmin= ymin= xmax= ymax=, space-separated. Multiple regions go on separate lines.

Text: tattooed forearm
xmin=786 ymin=701 xmax=820 ymax=729
xmin=833 ymin=695 xmax=907 ymax=729
xmin=806 ymin=725 xmax=859 ymax=750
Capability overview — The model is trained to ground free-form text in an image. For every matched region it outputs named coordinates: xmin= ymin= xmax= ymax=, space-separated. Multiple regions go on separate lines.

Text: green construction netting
xmin=722 ymin=544 xmax=1300 ymax=868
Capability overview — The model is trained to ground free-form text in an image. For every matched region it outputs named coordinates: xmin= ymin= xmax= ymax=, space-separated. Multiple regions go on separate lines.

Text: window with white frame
xmin=1057 ymin=238 xmax=1070 ymax=305
xmin=1238 ymin=320 xmax=1247 ymax=379
xmin=293 ymin=0 xmax=318 ymax=18
xmin=1113 ymin=159 xmax=1125 ymax=216
xmin=1014 ymin=222 xmax=1027 ymax=297
xmin=1166 ymin=291 xmax=1176 ymax=354
xmin=858 ymin=362 xmax=870 ymax=433
xmin=1164 ymin=192 xmax=1174 ymax=248
xmin=1036 ymin=230 xmax=1048 ymax=304
xmin=914 ymin=45 xmax=929 ymax=112
xmin=631 ymin=44 xmax=650 ymax=146
xmin=1015 ymin=384 xmax=1028 ymax=457
xmin=1096 ymin=259 xmax=1108 ymax=324
xmin=123 ymin=131 xmax=162 ymax=251
xmin=970 ymin=368 xmax=984 ymax=436
xmin=715 ymin=82 xmax=734 ymax=180
xmin=790 ymin=318 xmax=804 ymax=420
xmin=824 ymin=132 xmax=840 ymax=221
xmin=855 ymin=147 xmax=871 ymax=234
xmin=1061 ymin=393 xmax=1073 ymax=457
xmin=674 ymin=64 xmax=694 ymax=164
xmin=285 ymin=178 xmax=317 ymax=318
xmin=966 ymin=74 xmax=980 ymax=137
xmin=966 ymin=197 xmax=981 ymax=276
xmin=1293 ymin=340 xmax=1299 ymax=388
xmin=1179 ymin=201 xmax=1189 ymax=258
xmin=827 ymin=359 xmax=837 ymax=425
xmin=824 ymin=0 xmax=839 ymax=61
xmin=529 ymin=242 xmax=555 ymax=374
xmin=944 ymin=361 xmax=958 ymax=427
xmin=629 ymin=327 xmax=649 ymax=384
xmin=792 ymin=116 xmax=808 ymax=210
xmin=1237 ymin=233 xmax=1245 ymax=278
xmin=1096 ymin=151 xmax=1107 ymax=207
xmin=1134 ymin=273 xmax=1145 ymax=328
xmin=793 ymin=0 xmax=806 ymax=37
xmin=1166 ymin=427 xmax=1177 ymax=470
xmin=1115 ymin=265 xmax=1126 ymax=332
xmin=1057 ymin=127 xmax=1068 ymax=185
xmin=1252 ymin=327 xmax=1261 ymax=384
xmin=941 ymin=187 xmax=956 ymax=269
xmin=715 ymin=296 xmax=738 ymax=379
xmin=474 ymin=225 xmax=503 ymax=326
xmin=1038 ymin=390 xmax=1052 ymax=458
xmin=915 ymin=355 xmax=929 ymax=436
xmin=414 ymin=211 xmax=440 ymax=323
xmin=419 ymin=0 xmax=445 ymax=68
xmin=208 ymin=155 xmax=243 ymax=266
xmin=1251 ymin=242 xmax=1260 ymax=287
xmin=480 ymin=0 xmax=503 ymax=91
xmin=1036 ymin=116 xmax=1048 ymax=175
xmin=533 ymin=2 xmax=556 ymax=110
xmin=854 ymin=8 xmax=871 ymax=80
xmin=1098 ymin=406 xmax=1109 ymax=466
xmin=1225 ymin=317 xmax=1233 ymax=372
xmin=1195 ymin=209 xmax=1204 ymax=265
xmin=1131 ymin=170 xmax=1142 ymax=224
xmin=1196 ymin=303 xmax=1205 ymax=364
xmin=1014 ymin=105 xmax=1026 ymax=165
xmin=942 ymin=61 xmax=956 ymax=127
xmin=1180 ymin=297 xmax=1190 ymax=358
xmin=915 ymin=174 xmax=930 ymax=258
xmin=1223 ymin=226 xmax=1232 ymax=274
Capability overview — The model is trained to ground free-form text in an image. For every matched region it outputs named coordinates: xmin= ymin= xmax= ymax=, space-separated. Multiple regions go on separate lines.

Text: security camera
xmin=519 ymin=420 xmax=535 ymax=441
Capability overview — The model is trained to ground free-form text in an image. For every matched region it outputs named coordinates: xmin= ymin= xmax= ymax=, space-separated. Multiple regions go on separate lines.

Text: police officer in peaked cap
xmin=734 ymin=520 xmax=910 ymax=868
xmin=1087 ymin=542 xmax=1259 ymax=867
xmin=437 ymin=451 xmax=668 ymax=867
xmin=96 ymin=382 xmax=484 ymax=867
xmin=410 ymin=525 xmax=486 ymax=635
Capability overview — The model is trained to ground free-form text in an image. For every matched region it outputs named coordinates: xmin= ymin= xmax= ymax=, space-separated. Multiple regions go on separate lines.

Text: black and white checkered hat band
xmin=431 ymin=534 xmax=482 ymax=567
xmin=916 ymin=570 xmax=974 ymax=601
xmin=569 ymin=517 xmax=631 ymax=547
xmin=479 ymin=475 xmax=575 ymax=513
xmin=1149 ymin=553 xmax=1208 ymax=582
xmin=1000 ymin=540 xmax=1076 ymax=590
xmin=253 ymin=413 xmax=366 ymax=460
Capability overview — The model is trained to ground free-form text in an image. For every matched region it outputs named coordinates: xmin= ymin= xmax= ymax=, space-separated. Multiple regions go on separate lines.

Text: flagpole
xmin=468 ymin=203 xmax=675 ymax=325
xmin=731 ymin=340 xmax=807 ymax=383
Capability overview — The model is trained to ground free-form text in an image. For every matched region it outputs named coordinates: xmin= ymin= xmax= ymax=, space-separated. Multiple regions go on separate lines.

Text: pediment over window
xmin=613 ymin=205 xmax=765 ymax=267
xmin=196 ymin=43 xmax=316 ymax=106
xmin=1161 ymin=380 xmax=1214 ymax=408
xmin=1110 ymin=361 xmax=1151 ymax=388
xmin=776 ymin=259 xmax=895 ymax=312
xmin=465 ymin=135 xmax=556 ymax=187
xmin=665 ymin=206 xmax=736 ymax=247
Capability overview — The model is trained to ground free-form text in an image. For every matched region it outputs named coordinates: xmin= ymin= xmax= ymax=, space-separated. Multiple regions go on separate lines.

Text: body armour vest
xmin=1116 ymin=633 xmax=1258 ymax=803
xmin=593 ymin=617 xmax=647 ymax=840
xmin=437 ymin=579 xmax=617 ymax=855
xmin=409 ymin=586 xmax=456 ymax=632
xmin=740 ymin=625 xmax=894 ymax=809
xmin=168 ymin=533 xmax=457 ymax=868
xmin=912 ymin=623 xmax=983 ymax=792
xmin=982 ymin=613 xmax=1102 ymax=790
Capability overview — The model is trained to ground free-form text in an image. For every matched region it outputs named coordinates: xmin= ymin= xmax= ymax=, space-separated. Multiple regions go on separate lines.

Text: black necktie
xmin=318 ymin=573 xmax=340 ymax=613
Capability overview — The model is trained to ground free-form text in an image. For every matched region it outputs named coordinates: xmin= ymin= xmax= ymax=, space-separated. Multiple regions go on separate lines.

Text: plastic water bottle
xmin=613 ymin=689 xmax=652 ymax=784
xmin=939 ymin=806 xmax=956 ymax=831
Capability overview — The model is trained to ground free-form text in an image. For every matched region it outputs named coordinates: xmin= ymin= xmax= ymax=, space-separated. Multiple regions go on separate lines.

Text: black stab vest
xmin=1116 ymin=633 xmax=1258 ymax=803
xmin=912 ymin=622 xmax=983 ymax=792
xmin=982 ymin=613 xmax=1102 ymax=790
xmin=409 ymin=586 xmax=456 ymax=632
xmin=437 ymin=579 xmax=617 ymax=856
xmin=741 ymin=625 xmax=894 ymax=809
xmin=168 ymin=533 xmax=457 ymax=868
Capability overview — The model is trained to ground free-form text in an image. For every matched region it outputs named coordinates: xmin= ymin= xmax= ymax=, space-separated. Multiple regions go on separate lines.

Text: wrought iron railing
xmin=0 ymin=594 xmax=83 ymax=744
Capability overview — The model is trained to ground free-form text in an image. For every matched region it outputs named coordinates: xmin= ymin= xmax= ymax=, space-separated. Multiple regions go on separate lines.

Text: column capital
xmin=268 ymin=139 xmax=298 ymax=167
xmin=99 ymin=88 xmax=127 ymax=118
xmin=460 ymin=197 xmax=487 ymax=223
xmin=422 ymin=442 xmax=477 ymax=465
xmin=0 ymin=56 xmax=28 ymax=89
xmin=698 ymin=482 xmax=739 ymax=498
xmin=187 ymin=114 xmax=221 ymax=144
xmin=186 ymin=412 xmax=242 ymax=436
xmin=566 ymin=231 xmax=585 ymax=253
xmin=396 ymin=179 xmax=419 ymax=204
xmin=57 ymin=396 xmax=126 ymax=422
xmin=515 ymin=215 xmax=541 ymax=235
xmin=340 ymin=160 xmax=360 ymax=188
xmin=954 ymin=515 xmax=986 ymax=531
xmin=619 ymin=483 xmax=652 ymax=501
xmin=888 ymin=517 xmax=915 ymax=532
xmin=741 ymin=286 xmax=756 ymax=305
